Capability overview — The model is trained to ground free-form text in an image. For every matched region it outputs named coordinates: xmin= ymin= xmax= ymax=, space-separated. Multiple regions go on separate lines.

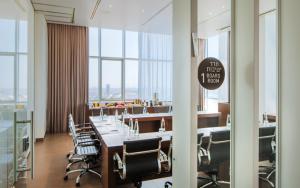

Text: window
xmin=0 ymin=19 xmax=28 ymax=103
xmin=102 ymin=60 xmax=122 ymax=100
xmin=88 ymin=28 xmax=139 ymax=101
xmin=205 ymin=32 xmax=230 ymax=112
xmin=89 ymin=27 xmax=99 ymax=57
xmin=18 ymin=55 xmax=28 ymax=102
xmin=125 ymin=31 xmax=139 ymax=58
xmin=125 ymin=60 xmax=139 ymax=99
xmin=0 ymin=56 xmax=14 ymax=101
xmin=101 ymin=29 xmax=123 ymax=58
xmin=0 ymin=19 xmax=15 ymax=52
xmin=89 ymin=58 xmax=99 ymax=101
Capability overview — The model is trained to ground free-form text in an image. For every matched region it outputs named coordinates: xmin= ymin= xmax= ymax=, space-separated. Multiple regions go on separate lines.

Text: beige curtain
xmin=47 ymin=23 xmax=88 ymax=134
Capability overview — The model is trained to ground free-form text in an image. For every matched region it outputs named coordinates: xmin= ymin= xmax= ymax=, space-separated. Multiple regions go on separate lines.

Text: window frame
xmin=88 ymin=28 xmax=140 ymax=102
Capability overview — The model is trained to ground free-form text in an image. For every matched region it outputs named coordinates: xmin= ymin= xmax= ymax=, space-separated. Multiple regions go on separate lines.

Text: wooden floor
xmin=15 ymin=134 xmax=172 ymax=188
xmin=14 ymin=133 xmax=272 ymax=188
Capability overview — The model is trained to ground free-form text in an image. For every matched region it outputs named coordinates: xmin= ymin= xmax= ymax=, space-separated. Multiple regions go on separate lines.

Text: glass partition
xmin=196 ymin=0 xmax=231 ymax=187
xmin=258 ymin=0 xmax=278 ymax=187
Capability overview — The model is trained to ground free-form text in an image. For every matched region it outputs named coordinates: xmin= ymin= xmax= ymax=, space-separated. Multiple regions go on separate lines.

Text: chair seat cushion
xmin=76 ymin=145 xmax=98 ymax=156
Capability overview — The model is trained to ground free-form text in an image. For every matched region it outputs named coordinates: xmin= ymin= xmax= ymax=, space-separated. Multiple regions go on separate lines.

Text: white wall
xmin=279 ymin=0 xmax=300 ymax=187
xmin=34 ymin=13 xmax=48 ymax=139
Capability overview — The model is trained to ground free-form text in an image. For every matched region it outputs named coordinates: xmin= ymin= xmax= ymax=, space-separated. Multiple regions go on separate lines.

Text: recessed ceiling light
xmin=108 ymin=4 xmax=112 ymax=8
xmin=222 ymin=5 xmax=225 ymax=9
xmin=141 ymin=9 xmax=145 ymax=13
xmin=209 ymin=12 xmax=212 ymax=16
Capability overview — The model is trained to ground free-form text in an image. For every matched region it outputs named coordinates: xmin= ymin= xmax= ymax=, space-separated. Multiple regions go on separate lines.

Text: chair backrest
xmin=122 ymin=137 xmax=162 ymax=179
xmin=197 ymin=133 xmax=204 ymax=168
xmin=259 ymin=126 xmax=276 ymax=162
xmin=208 ymin=130 xmax=230 ymax=167
xmin=131 ymin=106 xmax=144 ymax=114
xmin=153 ymin=106 xmax=170 ymax=113
xmin=68 ymin=114 xmax=81 ymax=146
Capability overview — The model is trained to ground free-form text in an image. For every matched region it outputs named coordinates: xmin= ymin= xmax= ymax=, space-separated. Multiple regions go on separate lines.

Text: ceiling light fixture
xmin=141 ymin=9 xmax=145 ymax=13
xmin=108 ymin=4 xmax=112 ymax=8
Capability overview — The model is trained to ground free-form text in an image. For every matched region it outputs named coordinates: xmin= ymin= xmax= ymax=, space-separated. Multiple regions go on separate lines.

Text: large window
xmin=0 ymin=19 xmax=28 ymax=103
xmin=88 ymin=28 xmax=139 ymax=101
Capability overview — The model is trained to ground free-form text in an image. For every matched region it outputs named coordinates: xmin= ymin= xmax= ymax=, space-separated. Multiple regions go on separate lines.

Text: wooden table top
xmin=90 ymin=116 xmax=229 ymax=149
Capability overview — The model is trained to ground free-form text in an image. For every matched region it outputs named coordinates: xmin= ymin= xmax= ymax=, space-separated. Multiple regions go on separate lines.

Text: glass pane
xmin=89 ymin=27 xmax=99 ymax=56
xmin=18 ymin=55 xmax=28 ymax=102
xmin=0 ymin=19 xmax=15 ymax=52
xmin=89 ymin=58 xmax=99 ymax=101
xmin=125 ymin=60 xmax=139 ymax=100
xmin=19 ymin=20 xmax=28 ymax=53
xmin=101 ymin=60 xmax=122 ymax=99
xmin=125 ymin=31 xmax=139 ymax=58
xmin=101 ymin=29 xmax=123 ymax=57
xmin=0 ymin=56 xmax=14 ymax=101
xmin=197 ymin=0 xmax=231 ymax=186
xmin=258 ymin=10 xmax=277 ymax=188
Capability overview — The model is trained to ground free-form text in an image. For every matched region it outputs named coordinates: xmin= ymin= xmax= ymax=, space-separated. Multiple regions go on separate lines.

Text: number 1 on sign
xmin=201 ymin=73 xmax=205 ymax=83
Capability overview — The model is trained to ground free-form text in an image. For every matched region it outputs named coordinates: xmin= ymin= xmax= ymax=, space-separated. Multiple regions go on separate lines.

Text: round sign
xmin=198 ymin=57 xmax=225 ymax=90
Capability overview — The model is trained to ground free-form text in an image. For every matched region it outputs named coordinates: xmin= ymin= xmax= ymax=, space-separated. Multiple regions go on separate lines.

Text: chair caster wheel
xmin=76 ymin=182 xmax=80 ymax=187
xmin=66 ymin=154 xmax=70 ymax=158
xmin=66 ymin=168 xmax=70 ymax=172
xmin=64 ymin=175 xmax=68 ymax=180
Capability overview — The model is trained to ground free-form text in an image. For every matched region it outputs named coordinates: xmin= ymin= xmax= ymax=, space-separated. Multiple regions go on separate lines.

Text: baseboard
xmin=36 ymin=138 xmax=44 ymax=142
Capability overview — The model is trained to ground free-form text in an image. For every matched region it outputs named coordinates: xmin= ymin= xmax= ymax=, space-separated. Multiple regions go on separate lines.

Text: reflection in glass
xmin=101 ymin=60 xmax=122 ymax=99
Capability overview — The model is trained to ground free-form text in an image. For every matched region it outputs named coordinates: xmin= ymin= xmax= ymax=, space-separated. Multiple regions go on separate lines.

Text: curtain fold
xmin=47 ymin=23 xmax=88 ymax=134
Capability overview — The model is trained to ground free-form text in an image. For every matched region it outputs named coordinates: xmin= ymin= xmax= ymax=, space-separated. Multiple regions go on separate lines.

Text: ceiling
xmin=198 ymin=0 xmax=231 ymax=38
xmin=31 ymin=0 xmax=172 ymax=31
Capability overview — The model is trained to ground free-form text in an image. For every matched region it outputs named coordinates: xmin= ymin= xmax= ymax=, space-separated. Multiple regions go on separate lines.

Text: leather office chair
xmin=198 ymin=130 xmax=230 ymax=187
xmin=153 ymin=106 xmax=171 ymax=113
xmin=66 ymin=114 xmax=96 ymax=162
xmin=64 ymin=114 xmax=101 ymax=187
xmin=132 ymin=106 xmax=145 ymax=114
xmin=113 ymin=137 xmax=162 ymax=188
xmin=259 ymin=126 xmax=276 ymax=187
xmin=164 ymin=133 xmax=204 ymax=188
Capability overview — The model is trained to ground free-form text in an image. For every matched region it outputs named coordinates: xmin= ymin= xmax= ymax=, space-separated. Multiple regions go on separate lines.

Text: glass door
xmin=196 ymin=0 xmax=231 ymax=187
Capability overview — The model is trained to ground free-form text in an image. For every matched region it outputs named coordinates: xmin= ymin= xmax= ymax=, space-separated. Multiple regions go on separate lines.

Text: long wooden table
xmin=90 ymin=116 xmax=229 ymax=188
xmin=122 ymin=111 xmax=221 ymax=133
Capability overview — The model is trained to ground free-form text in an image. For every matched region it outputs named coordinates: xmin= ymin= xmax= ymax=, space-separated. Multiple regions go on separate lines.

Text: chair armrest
xmin=113 ymin=153 xmax=123 ymax=170
xmin=160 ymin=150 xmax=168 ymax=162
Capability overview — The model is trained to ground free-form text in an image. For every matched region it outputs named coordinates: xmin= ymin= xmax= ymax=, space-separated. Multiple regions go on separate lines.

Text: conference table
xmin=89 ymin=115 xmax=229 ymax=188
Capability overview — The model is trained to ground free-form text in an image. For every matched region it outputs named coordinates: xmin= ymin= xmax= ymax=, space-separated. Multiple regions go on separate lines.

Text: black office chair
xmin=153 ymin=106 xmax=171 ymax=113
xmin=259 ymin=126 xmax=276 ymax=187
xmin=164 ymin=133 xmax=204 ymax=188
xmin=113 ymin=137 xmax=162 ymax=188
xmin=64 ymin=114 xmax=101 ymax=187
xmin=198 ymin=130 xmax=230 ymax=187
xmin=132 ymin=106 xmax=145 ymax=114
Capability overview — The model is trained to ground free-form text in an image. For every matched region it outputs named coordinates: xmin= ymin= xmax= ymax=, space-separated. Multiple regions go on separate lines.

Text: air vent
xmin=32 ymin=2 xmax=74 ymax=24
